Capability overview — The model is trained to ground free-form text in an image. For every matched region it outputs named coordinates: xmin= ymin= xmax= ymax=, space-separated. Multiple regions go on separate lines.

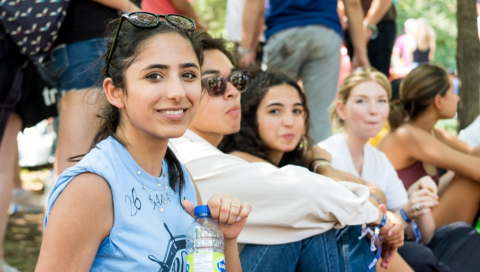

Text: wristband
xmin=363 ymin=21 xmax=379 ymax=40
xmin=400 ymin=208 xmax=421 ymax=243
xmin=370 ymin=194 xmax=382 ymax=205
xmin=237 ymin=46 xmax=252 ymax=56
xmin=313 ymin=161 xmax=330 ymax=172
xmin=309 ymin=158 xmax=330 ymax=170
xmin=378 ymin=213 xmax=387 ymax=228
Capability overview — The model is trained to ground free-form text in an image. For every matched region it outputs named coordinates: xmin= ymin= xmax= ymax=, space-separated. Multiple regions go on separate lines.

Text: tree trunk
xmin=457 ymin=0 xmax=480 ymax=131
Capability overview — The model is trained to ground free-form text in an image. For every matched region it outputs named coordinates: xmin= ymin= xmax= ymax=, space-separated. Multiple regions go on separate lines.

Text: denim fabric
xmin=36 ymin=38 xmax=107 ymax=93
xmin=240 ymin=229 xmax=340 ymax=272
xmin=336 ymin=225 xmax=376 ymax=272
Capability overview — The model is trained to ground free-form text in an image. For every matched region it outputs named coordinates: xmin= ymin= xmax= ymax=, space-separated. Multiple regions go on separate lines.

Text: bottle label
xmin=186 ymin=252 xmax=225 ymax=272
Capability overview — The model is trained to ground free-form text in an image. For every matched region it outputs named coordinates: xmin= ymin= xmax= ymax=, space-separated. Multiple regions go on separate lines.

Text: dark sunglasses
xmin=106 ymin=12 xmax=196 ymax=76
xmin=202 ymin=71 xmax=249 ymax=96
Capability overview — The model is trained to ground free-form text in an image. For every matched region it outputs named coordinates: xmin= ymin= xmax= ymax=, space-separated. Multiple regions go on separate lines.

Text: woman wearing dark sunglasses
xmin=36 ymin=12 xmax=251 ymax=271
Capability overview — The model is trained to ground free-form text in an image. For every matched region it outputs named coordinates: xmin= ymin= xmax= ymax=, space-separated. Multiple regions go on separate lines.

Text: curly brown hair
xmin=219 ymin=69 xmax=312 ymax=167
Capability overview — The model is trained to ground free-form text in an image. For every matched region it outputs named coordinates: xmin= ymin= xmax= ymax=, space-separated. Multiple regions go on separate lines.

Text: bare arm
xmin=397 ymin=126 xmax=480 ymax=182
xmin=239 ymin=0 xmax=265 ymax=66
xmin=364 ymin=0 xmax=392 ymax=26
xmin=428 ymin=40 xmax=436 ymax=61
xmin=91 ymin=0 xmax=141 ymax=12
xmin=433 ymin=128 xmax=471 ymax=153
xmin=36 ymin=173 xmax=113 ymax=272
xmin=343 ymin=0 xmax=370 ymax=68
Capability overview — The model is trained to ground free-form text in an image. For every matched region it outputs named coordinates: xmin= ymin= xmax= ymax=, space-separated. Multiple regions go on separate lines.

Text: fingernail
xmin=214 ymin=219 xmax=218 ymax=222
xmin=225 ymin=224 xmax=230 ymax=227
xmin=236 ymin=216 xmax=242 ymax=222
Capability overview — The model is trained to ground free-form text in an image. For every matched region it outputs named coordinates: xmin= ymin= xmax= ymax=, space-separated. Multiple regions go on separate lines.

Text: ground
xmin=4 ymin=212 xmax=43 ymax=272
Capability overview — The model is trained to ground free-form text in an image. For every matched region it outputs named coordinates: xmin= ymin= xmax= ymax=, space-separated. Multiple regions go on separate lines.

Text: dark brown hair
xmin=90 ymin=18 xmax=203 ymax=195
xmin=219 ymin=69 xmax=311 ymax=167
xmin=389 ymin=63 xmax=451 ymax=130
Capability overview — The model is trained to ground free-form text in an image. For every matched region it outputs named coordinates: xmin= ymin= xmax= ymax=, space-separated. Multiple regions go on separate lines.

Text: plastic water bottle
xmin=186 ymin=205 xmax=225 ymax=272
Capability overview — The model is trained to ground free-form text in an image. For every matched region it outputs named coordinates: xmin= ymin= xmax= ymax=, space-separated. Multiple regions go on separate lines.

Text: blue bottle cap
xmin=194 ymin=205 xmax=211 ymax=217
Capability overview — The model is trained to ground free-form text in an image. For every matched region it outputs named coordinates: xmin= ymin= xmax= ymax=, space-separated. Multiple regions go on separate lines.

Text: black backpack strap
xmin=0 ymin=64 xmax=24 ymax=145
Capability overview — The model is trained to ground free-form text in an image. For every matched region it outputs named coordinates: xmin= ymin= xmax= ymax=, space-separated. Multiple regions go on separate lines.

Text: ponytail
xmin=388 ymin=100 xmax=408 ymax=130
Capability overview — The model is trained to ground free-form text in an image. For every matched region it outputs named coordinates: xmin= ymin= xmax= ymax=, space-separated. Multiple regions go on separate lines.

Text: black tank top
xmin=413 ymin=48 xmax=430 ymax=64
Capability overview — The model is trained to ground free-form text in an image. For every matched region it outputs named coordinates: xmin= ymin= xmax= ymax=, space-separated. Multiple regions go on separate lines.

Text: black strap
xmin=0 ymin=65 xmax=24 ymax=144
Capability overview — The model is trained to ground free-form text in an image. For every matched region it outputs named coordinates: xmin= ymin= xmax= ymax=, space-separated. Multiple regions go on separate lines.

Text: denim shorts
xmin=36 ymin=38 xmax=108 ymax=94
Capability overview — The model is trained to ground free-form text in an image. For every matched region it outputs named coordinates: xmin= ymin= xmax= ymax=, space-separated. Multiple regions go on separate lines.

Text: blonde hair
xmin=414 ymin=18 xmax=436 ymax=51
xmin=330 ymin=67 xmax=391 ymax=126
xmin=389 ymin=63 xmax=450 ymax=130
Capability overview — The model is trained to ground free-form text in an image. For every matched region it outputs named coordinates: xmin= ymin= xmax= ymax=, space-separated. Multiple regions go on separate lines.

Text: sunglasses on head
xmin=202 ymin=71 xmax=249 ymax=96
xmin=106 ymin=12 xmax=196 ymax=76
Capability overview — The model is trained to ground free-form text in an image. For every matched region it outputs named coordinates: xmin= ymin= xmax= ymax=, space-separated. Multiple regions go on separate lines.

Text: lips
xmin=227 ymin=105 xmax=240 ymax=114
xmin=281 ymin=134 xmax=294 ymax=140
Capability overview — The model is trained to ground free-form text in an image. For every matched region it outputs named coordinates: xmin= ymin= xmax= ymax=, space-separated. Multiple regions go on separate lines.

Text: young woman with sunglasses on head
xmin=35 ymin=12 xmax=251 ymax=271
xmin=217 ymin=69 xmax=406 ymax=271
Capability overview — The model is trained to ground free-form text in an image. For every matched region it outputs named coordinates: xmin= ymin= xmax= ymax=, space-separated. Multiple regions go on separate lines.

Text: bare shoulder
xmin=48 ymin=172 xmax=113 ymax=235
xmin=230 ymin=151 xmax=270 ymax=163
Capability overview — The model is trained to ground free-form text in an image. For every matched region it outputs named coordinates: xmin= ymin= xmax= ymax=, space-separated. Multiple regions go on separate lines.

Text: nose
xmin=223 ymin=82 xmax=240 ymax=100
xmin=368 ymin=101 xmax=379 ymax=115
xmin=165 ymin=75 xmax=187 ymax=101
xmin=282 ymin=112 xmax=294 ymax=127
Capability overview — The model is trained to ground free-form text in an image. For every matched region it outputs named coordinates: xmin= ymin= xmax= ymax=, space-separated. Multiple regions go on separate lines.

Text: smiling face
xmin=111 ymin=32 xmax=201 ymax=140
xmin=188 ymin=49 xmax=242 ymax=146
xmin=338 ymin=81 xmax=390 ymax=140
xmin=256 ymin=84 xmax=306 ymax=159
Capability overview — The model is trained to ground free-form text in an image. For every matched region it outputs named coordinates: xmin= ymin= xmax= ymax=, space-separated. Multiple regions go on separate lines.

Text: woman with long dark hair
xmin=36 ymin=12 xmax=250 ymax=271
xmin=219 ymin=69 xmax=403 ymax=271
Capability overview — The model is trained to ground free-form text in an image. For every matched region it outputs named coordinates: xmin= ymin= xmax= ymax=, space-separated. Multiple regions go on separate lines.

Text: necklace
xmin=136 ymin=163 xmax=169 ymax=213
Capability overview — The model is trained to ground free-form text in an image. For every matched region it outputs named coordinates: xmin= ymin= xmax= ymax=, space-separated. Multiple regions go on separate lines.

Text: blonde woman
xmin=320 ymin=67 xmax=479 ymax=272
xmin=404 ymin=18 xmax=436 ymax=66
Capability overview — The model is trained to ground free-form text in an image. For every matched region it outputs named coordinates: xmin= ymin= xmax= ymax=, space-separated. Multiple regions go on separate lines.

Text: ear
xmin=335 ymin=100 xmax=346 ymax=121
xmin=103 ymin=78 xmax=125 ymax=109
xmin=433 ymin=94 xmax=443 ymax=111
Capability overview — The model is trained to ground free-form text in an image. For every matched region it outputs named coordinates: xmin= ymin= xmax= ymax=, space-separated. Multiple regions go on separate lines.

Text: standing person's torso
xmin=44 ymin=136 xmax=197 ymax=271
xmin=142 ymin=0 xmax=178 ymax=15
xmin=54 ymin=0 xmax=119 ymax=46
xmin=265 ymin=0 xmax=342 ymax=40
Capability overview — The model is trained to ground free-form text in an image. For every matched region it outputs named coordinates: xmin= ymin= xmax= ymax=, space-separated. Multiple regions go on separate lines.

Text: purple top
xmin=396 ymin=161 xmax=440 ymax=190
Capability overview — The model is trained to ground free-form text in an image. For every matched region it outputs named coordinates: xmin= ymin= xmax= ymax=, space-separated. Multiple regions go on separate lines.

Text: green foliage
xmin=396 ymin=0 xmax=457 ymax=69
xmin=194 ymin=0 xmax=227 ymax=36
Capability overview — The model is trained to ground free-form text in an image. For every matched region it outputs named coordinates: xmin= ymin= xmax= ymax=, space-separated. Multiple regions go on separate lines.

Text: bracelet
xmin=313 ymin=161 xmax=330 ymax=172
xmin=237 ymin=46 xmax=252 ymax=56
xmin=309 ymin=158 xmax=330 ymax=170
xmin=363 ymin=21 xmax=379 ymax=40
xmin=378 ymin=213 xmax=387 ymax=228
xmin=369 ymin=194 xmax=382 ymax=205
xmin=400 ymin=208 xmax=422 ymax=243
xmin=399 ymin=208 xmax=412 ymax=223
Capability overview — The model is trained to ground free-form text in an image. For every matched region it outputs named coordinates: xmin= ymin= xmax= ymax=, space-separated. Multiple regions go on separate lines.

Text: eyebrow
xmin=142 ymin=63 xmax=199 ymax=71
xmin=202 ymin=69 xmax=220 ymax=76
xmin=267 ymin=102 xmax=304 ymax=108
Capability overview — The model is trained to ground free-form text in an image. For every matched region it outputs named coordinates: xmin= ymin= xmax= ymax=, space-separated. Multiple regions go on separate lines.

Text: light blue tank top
xmin=44 ymin=136 xmax=197 ymax=271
